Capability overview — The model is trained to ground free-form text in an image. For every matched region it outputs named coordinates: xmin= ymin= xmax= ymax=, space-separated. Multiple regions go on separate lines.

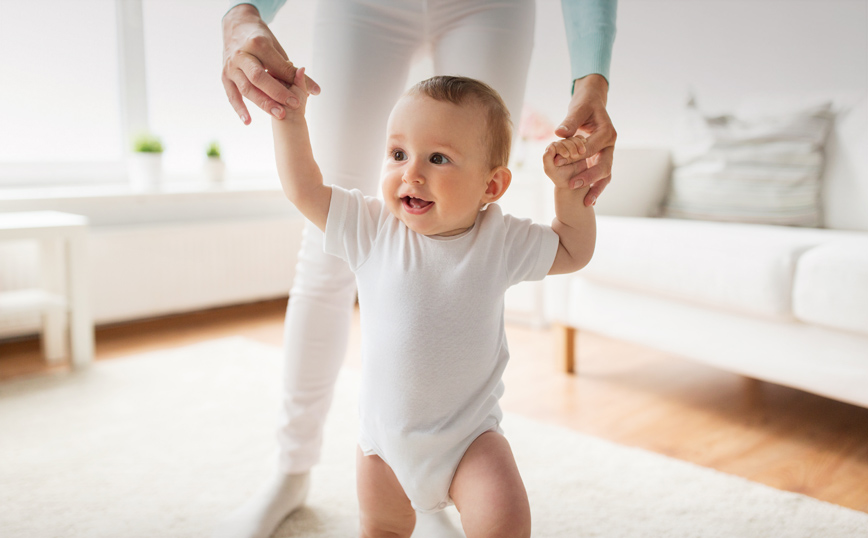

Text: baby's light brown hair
xmin=406 ymin=76 xmax=512 ymax=169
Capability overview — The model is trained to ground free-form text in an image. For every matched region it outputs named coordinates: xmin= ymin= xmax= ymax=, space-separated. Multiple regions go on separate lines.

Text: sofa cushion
xmin=663 ymin=97 xmax=834 ymax=227
xmin=793 ymin=240 xmax=868 ymax=337
xmin=581 ymin=216 xmax=847 ymax=321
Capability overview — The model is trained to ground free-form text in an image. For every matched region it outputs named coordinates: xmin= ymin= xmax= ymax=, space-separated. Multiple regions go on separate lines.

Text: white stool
xmin=0 ymin=211 xmax=93 ymax=367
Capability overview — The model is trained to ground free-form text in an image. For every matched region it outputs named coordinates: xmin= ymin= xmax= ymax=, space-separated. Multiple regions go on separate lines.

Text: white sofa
xmin=545 ymin=95 xmax=868 ymax=409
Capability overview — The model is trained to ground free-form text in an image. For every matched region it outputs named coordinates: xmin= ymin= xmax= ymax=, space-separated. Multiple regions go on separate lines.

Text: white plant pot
xmin=204 ymin=157 xmax=226 ymax=186
xmin=129 ymin=153 xmax=163 ymax=192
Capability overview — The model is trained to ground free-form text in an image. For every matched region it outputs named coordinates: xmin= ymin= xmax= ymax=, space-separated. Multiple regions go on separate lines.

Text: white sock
xmin=212 ymin=471 xmax=310 ymax=538
xmin=411 ymin=509 xmax=466 ymax=538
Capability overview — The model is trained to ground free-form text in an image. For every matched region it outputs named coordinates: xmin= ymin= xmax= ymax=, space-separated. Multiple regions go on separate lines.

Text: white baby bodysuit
xmin=324 ymin=186 xmax=559 ymax=512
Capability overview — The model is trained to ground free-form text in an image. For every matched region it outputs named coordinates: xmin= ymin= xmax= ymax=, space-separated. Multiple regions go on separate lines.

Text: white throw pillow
xmin=820 ymin=93 xmax=868 ymax=232
xmin=663 ymin=96 xmax=834 ymax=227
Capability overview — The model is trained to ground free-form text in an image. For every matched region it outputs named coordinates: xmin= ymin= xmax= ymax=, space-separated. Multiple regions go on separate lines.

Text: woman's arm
xmin=225 ymin=1 xmax=287 ymax=24
xmin=556 ymin=0 xmax=618 ymax=207
xmin=560 ymin=0 xmax=617 ymax=85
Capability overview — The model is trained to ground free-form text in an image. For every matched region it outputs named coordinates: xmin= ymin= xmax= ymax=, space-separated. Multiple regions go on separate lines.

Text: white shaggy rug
xmin=1 ymin=337 xmax=866 ymax=538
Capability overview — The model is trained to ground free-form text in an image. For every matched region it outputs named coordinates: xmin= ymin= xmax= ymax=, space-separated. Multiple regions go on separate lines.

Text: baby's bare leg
xmin=449 ymin=431 xmax=531 ymax=538
xmin=357 ymin=447 xmax=416 ymax=538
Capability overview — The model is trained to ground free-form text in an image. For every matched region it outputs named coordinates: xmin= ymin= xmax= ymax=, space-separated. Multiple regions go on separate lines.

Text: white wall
xmin=525 ymin=0 xmax=868 ymax=147
xmin=271 ymin=0 xmax=867 ymax=147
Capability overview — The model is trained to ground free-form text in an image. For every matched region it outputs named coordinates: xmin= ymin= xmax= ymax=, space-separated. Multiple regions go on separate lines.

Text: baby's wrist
xmin=553 ymin=183 xmax=590 ymax=198
xmin=548 ymin=175 xmax=573 ymax=189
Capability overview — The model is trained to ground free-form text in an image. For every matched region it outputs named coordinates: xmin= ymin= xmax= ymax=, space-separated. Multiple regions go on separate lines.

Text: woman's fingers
xmin=234 ymin=51 xmax=298 ymax=108
xmin=221 ymin=75 xmax=252 ymax=125
xmin=228 ymin=62 xmax=288 ymax=119
xmin=567 ymin=146 xmax=614 ymax=189
xmin=584 ymin=175 xmax=611 ymax=206
xmin=305 ymin=73 xmax=321 ymax=95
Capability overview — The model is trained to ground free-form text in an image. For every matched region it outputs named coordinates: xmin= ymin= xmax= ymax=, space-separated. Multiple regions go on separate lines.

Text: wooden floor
xmin=2 ymin=298 xmax=867 ymax=513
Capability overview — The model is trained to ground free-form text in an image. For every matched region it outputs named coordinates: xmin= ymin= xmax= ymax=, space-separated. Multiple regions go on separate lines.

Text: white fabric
xmin=663 ymin=97 xmax=834 ymax=227
xmin=793 ymin=240 xmax=868 ymax=337
xmin=564 ymin=278 xmax=868 ymax=409
xmin=278 ymin=0 xmax=536 ymax=474
xmin=324 ymin=186 xmax=558 ymax=512
xmin=579 ymin=216 xmax=839 ymax=321
xmin=821 ymin=93 xmax=868 ymax=232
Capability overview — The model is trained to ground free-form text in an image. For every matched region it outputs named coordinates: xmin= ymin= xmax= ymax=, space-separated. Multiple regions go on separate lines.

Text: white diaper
xmin=359 ymin=417 xmax=503 ymax=513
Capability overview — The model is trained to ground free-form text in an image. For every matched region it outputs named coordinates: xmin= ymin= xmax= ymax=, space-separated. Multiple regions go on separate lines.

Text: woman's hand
xmin=554 ymin=74 xmax=617 ymax=206
xmin=222 ymin=4 xmax=320 ymax=124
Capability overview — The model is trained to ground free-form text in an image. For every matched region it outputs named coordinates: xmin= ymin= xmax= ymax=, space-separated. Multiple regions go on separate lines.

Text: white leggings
xmin=278 ymin=0 xmax=536 ymax=474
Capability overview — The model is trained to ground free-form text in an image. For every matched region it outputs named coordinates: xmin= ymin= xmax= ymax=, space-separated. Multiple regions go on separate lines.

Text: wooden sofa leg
xmin=559 ymin=325 xmax=576 ymax=374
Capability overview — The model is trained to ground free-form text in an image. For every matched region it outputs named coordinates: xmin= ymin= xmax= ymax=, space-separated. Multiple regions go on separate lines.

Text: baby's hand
xmin=277 ymin=66 xmax=313 ymax=117
xmin=543 ymin=136 xmax=591 ymax=190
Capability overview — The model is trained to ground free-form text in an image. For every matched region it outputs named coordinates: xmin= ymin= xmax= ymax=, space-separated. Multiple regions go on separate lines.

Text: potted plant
xmin=204 ymin=140 xmax=225 ymax=185
xmin=129 ymin=133 xmax=164 ymax=191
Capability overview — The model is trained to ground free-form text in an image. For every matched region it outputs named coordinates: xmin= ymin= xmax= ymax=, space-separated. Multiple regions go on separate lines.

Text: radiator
xmin=0 ymin=216 xmax=304 ymax=339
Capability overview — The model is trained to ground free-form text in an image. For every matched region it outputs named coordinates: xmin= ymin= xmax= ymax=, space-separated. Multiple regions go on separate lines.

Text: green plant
xmin=132 ymin=133 xmax=163 ymax=153
xmin=206 ymin=141 xmax=221 ymax=158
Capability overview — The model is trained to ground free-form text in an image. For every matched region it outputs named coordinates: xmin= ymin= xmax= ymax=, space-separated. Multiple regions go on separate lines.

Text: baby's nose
xmin=402 ymin=165 xmax=425 ymax=184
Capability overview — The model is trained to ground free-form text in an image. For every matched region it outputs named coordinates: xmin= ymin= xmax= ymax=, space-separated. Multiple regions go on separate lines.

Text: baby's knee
xmin=356 ymin=450 xmax=416 ymax=538
xmin=499 ymin=510 xmax=531 ymax=538
xmin=476 ymin=503 xmax=530 ymax=538
xmin=458 ymin=497 xmax=530 ymax=538
xmin=358 ymin=515 xmax=415 ymax=538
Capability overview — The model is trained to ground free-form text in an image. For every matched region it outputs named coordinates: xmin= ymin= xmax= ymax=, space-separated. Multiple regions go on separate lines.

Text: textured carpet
xmin=1 ymin=337 xmax=866 ymax=537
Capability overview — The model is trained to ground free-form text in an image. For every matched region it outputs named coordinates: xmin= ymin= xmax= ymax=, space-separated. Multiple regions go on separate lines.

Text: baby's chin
xmin=396 ymin=215 xmax=436 ymax=236
xmin=387 ymin=203 xmax=476 ymax=237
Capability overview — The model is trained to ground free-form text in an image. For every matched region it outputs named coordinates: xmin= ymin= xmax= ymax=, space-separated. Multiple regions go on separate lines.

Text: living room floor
xmin=2 ymin=298 xmax=866 ymax=513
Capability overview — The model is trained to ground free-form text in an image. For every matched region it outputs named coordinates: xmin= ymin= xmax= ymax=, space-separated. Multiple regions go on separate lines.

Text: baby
xmin=272 ymin=70 xmax=595 ymax=538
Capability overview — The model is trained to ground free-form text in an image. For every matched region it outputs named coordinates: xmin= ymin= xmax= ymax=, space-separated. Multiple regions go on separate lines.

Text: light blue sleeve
xmin=561 ymin=0 xmax=617 ymax=84
xmin=226 ymin=1 xmax=288 ymax=24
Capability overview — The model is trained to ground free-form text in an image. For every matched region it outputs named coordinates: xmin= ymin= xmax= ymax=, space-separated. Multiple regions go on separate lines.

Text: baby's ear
xmin=483 ymin=166 xmax=511 ymax=203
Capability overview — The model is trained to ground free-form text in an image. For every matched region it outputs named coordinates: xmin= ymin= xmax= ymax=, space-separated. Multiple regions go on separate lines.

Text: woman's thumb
xmin=555 ymin=118 xmax=577 ymax=138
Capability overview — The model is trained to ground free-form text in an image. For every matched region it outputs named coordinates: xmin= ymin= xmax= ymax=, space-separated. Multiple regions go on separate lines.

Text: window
xmin=140 ymin=0 xmax=319 ymax=181
xmin=142 ymin=0 xmax=276 ymax=180
xmin=0 ymin=0 xmax=123 ymax=185
xmin=0 ymin=0 xmax=316 ymax=188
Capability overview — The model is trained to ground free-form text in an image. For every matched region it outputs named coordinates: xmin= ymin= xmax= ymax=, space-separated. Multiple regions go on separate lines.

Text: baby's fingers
xmin=543 ymin=145 xmax=588 ymax=186
xmin=287 ymin=67 xmax=314 ymax=105
xmin=551 ymin=137 xmax=588 ymax=165
xmin=547 ymin=140 xmax=571 ymax=161
xmin=276 ymin=66 xmax=314 ymax=103
xmin=294 ymin=66 xmax=309 ymax=92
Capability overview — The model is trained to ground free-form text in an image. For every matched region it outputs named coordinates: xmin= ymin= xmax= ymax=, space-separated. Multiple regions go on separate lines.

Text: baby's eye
xmin=391 ymin=149 xmax=407 ymax=161
xmin=430 ymin=153 xmax=450 ymax=165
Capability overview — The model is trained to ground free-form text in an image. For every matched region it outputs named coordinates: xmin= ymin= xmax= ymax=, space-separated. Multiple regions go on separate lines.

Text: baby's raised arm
xmin=544 ymin=137 xmax=597 ymax=275
xmin=271 ymin=67 xmax=331 ymax=231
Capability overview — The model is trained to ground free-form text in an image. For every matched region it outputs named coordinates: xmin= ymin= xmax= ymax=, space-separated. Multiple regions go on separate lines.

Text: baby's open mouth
xmin=401 ymin=196 xmax=434 ymax=213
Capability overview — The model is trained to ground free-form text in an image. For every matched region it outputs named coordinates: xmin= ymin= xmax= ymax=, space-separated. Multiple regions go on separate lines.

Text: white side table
xmin=0 ymin=211 xmax=93 ymax=367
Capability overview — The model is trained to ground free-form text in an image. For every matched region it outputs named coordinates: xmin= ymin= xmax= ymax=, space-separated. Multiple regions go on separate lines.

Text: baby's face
xmin=382 ymin=94 xmax=496 ymax=237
